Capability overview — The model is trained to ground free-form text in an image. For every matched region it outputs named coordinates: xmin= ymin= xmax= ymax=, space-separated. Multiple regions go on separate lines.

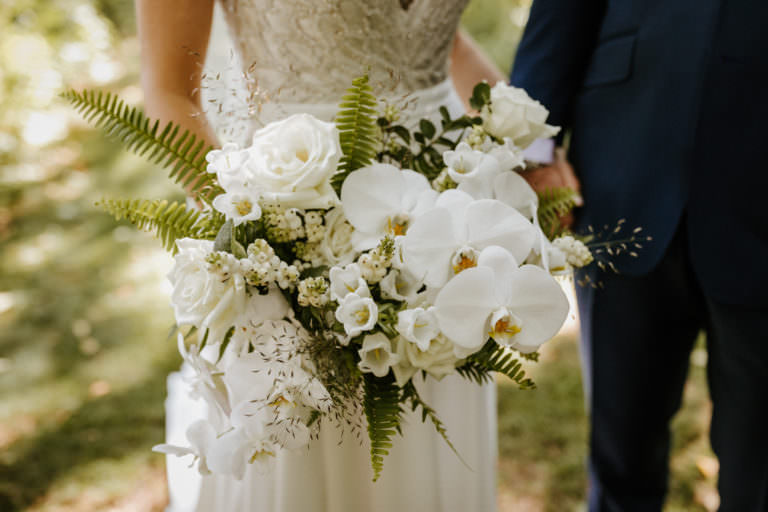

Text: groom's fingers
xmin=554 ymin=149 xmax=584 ymax=207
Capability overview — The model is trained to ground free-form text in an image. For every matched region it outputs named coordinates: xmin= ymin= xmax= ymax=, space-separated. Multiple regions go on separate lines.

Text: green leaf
xmin=469 ymin=82 xmax=491 ymax=111
xmin=419 ymin=119 xmax=436 ymax=140
xmin=214 ymin=219 xmax=234 ymax=253
xmin=97 ymin=199 xmax=223 ymax=253
xmin=439 ymin=106 xmax=451 ymax=125
xmin=391 ymin=125 xmax=411 ymax=145
xmin=62 ymin=89 xmax=222 ymax=204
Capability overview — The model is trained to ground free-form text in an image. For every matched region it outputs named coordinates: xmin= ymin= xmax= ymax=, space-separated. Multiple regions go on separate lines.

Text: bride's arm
xmin=135 ymin=0 xmax=219 ymax=148
xmin=450 ymin=30 xmax=505 ymax=111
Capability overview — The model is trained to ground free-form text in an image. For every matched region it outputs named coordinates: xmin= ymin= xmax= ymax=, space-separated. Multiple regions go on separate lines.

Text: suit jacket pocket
xmin=582 ymin=33 xmax=637 ymax=88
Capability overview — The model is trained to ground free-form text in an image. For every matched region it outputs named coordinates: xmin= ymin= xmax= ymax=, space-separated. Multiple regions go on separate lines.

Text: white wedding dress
xmin=165 ymin=1 xmax=497 ymax=511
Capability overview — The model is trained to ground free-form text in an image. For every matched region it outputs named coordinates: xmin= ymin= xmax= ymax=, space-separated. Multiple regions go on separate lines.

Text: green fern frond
xmin=363 ymin=373 xmax=402 ymax=481
xmin=62 ymin=89 xmax=222 ymax=203
xmin=458 ymin=340 xmax=537 ymax=390
xmin=98 ymin=198 xmax=222 ymax=253
xmin=537 ymin=186 xmax=578 ymax=237
xmin=332 ymin=74 xmax=379 ymax=194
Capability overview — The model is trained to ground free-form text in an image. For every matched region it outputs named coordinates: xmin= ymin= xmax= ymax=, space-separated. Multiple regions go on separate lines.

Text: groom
xmin=511 ymin=0 xmax=768 ymax=510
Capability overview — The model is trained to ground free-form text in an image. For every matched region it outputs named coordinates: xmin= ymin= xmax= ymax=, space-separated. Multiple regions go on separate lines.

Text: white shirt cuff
xmin=522 ymin=138 xmax=555 ymax=165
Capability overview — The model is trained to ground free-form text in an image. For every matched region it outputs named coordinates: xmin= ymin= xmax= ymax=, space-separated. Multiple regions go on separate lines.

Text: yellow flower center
xmin=452 ymin=255 xmax=478 ymax=274
xmin=234 ymin=199 xmax=253 ymax=216
xmin=250 ymin=448 xmax=276 ymax=463
xmin=490 ymin=318 xmax=522 ymax=339
xmin=354 ymin=308 xmax=370 ymax=325
xmin=295 ymin=148 xmax=309 ymax=162
xmin=387 ymin=216 xmax=408 ymax=236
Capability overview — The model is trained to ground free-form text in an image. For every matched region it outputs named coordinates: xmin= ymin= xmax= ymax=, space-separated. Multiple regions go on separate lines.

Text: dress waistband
xmin=254 ymin=78 xmax=464 ymax=129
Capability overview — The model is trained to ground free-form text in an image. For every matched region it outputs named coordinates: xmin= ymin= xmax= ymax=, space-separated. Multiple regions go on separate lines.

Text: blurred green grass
xmin=0 ymin=1 xmax=716 ymax=511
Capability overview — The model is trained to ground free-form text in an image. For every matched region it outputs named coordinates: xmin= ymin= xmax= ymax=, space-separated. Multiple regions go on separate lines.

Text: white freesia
xmin=168 ymin=238 xmax=247 ymax=344
xmin=396 ymin=307 xmax=440 ymax=351
xmin=206 ymin=142 xmax=250 ymax=191
xmin=443 ymin=142 xmax=500 ymax=184
xmin=481 ymin=82 xmax=560 ymax=149
xmin=358 ymin=332 xmax=400 ymax=377
xmin=341 ymin=163 xmax=438 ymax=250
xmin=334 ymin=293 xmax=378 ymax=337
xmin=380 ymin=267 xmax=422 ymax=302
xmin=434 ymin=246 xmax=569 ymax=352
xmin=212 ymin=187 xmax=263 ymax=226
xmin=320 ymin=207 xmax=357 ymax=265
xmin=329 ymin=263 xmax=369 ymax=302
xmin=244 ymin=113 xmax=341 ymax=209
xmin=488 ymin=139 xmax=526 ymax=171
xmin=401 ymin=190 xmax=537 ymax=288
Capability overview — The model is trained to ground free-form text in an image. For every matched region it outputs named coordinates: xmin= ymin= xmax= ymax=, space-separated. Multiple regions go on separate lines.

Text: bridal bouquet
xmin=65 ymin=77 xmax=600 ymax=480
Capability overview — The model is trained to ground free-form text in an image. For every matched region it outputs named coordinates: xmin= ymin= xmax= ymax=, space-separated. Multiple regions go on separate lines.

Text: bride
xmin=136 ymin=1 xmax=505 ymax=511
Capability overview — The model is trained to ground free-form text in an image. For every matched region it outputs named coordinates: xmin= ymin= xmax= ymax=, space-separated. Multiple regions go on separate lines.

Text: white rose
xmin=481 ymin=82 xmax=560 ymax=149
xmin=245 ymin=113 xmax=341 ymax=209
xmin=206 ymin=142 xmax=251 ymax=192
xmin=168 ymin=238 xmax=248 ymax=344
xmin=395 ymin=334 xmax=462 ymax=382
xmin=320 ymin=207 xmax=357 ymax=265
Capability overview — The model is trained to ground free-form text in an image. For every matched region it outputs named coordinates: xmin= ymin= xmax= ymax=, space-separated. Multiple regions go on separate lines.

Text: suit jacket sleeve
xmin=510 ymin=0 xmax=607 ymax=139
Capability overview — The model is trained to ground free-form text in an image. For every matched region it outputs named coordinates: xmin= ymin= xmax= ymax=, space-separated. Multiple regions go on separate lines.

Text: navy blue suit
xmin=511 ymin=1 xmax=768 ymax=510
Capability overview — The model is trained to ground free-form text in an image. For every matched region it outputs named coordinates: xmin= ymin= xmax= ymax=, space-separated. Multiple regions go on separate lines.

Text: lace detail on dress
xmin=218 ymin=0 xmax=469 ymax=105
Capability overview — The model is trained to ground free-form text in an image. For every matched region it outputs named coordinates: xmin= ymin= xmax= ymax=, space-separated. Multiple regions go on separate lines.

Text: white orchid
xmin=153 ymin=419 xmax=217 ymax=475
xmin=206 ymin=403 xmax=277 ymax=480
xmin=396 ymin=307 xmax=440 ymax=351
xmin=340 ymin=163 xmax=438 ymax=250
xmin=458 ymin=169 xmax=539 ymax=220
xmin=358 ymin=332 xmax=400 ymax=377
xmin=329 ymin=263 xmax=369 ymax=302
xmin=334 ymin=293 xmax=378 ymax=337
xmin=400 ymin=190 xmax=537 ymax=288
xmin=212 ymin=187 xmax=263 ymax=226
xmin=434 ymin=246 xmax=569 ymax=352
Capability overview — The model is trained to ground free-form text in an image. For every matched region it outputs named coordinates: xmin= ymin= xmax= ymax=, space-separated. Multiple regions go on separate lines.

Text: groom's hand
xmin=522 ymin=148 xmax=583 ymax=229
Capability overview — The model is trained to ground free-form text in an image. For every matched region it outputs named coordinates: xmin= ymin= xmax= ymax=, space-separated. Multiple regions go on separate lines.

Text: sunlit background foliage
xmin=0 ymin=1 xmax=716 ymax=511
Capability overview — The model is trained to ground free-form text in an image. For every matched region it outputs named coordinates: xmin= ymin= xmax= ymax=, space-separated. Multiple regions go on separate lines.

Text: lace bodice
xmin=218 ymin=0 xmax=469 ymax=104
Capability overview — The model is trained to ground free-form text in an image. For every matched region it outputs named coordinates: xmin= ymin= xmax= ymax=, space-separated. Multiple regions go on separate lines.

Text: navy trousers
xmin=576 ymin=219 xmax=768 ymax=511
